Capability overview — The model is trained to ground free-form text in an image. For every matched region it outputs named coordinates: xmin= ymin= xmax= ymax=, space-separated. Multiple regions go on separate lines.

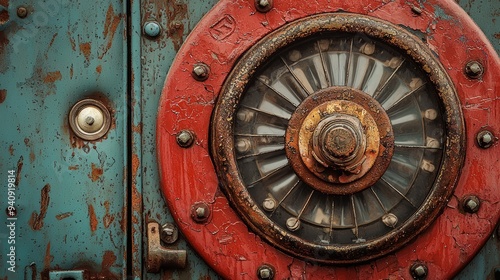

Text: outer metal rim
xmin=211 ymin=13 xmax=465 ymax=263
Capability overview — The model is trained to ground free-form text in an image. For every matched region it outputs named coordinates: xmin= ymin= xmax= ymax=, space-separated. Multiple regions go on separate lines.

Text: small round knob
xmin=69 ymin=99 xmax=111 ymax=141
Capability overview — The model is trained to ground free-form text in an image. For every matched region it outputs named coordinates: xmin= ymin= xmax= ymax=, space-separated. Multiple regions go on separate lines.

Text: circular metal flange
xmin=210 ymin=13 xmax=464 ymax=264
xmin=157 ymin=0 xmax=500 ymax=278
xmin=286 ymin=87 xmax=393 ymax=194
xmin=69 ymin=99 xmax=111 ymax=141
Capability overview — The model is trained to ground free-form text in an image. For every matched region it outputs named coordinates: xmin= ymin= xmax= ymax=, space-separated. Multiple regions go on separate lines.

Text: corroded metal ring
xmin=286 ymin=87 xmax=393 ymax=194
xmin=210 ymin=13 xmax=464 ymax=264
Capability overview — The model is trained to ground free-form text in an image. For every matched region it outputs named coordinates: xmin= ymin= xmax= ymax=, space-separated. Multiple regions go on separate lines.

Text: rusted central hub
xmin=312 ymin=114 xmax=366 ymax=171
xmin=324 ymin=127 xmax=356 ymax=158
xmin=285 ymin=87 xmax=394 ymax=195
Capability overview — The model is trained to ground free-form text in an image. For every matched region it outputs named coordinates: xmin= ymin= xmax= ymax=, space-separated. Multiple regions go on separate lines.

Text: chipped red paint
xmin=29 ymin=184 xmax=51 ymax=231
xmin=157 ymin=0 xmax=500 ymax=278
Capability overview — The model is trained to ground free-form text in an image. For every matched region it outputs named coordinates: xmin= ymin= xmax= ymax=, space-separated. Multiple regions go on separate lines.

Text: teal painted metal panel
xmin=457 ymin=0 xmax=500 ymax=54
xmin=0 ymin=0 xmax=128 ymax=278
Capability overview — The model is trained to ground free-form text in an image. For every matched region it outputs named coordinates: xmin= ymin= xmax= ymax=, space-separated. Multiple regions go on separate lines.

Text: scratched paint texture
xmin=0 ymin=0 xmax=127 ymax=278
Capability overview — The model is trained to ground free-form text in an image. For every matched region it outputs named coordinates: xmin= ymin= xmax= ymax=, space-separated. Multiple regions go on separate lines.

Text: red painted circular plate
xmin=157 ymin=0 xmax=500 ymax=278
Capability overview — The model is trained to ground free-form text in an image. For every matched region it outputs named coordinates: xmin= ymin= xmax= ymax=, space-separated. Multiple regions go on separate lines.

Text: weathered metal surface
xmin=157 ymin=0 xmax=499 ymax=278
xmin=138 ymin=0 xmax=220 ymax=279
xmin=0 ymin=0 xmax=127 ymax=278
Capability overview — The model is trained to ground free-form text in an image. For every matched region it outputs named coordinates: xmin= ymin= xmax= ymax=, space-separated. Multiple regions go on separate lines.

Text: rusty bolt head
xmin=257 ymin=265 xmax=275 ymax=279
xmin=476 ymin=130 xmax=495 ymax=149
xmin=176 ymin=130 xmax=195 ymax=148
xmin=192 ymin=63 xmax=210 ymax=81
xmin=462 ymin=196 xmax=480 ymax=213
xmin=17 ymin=7 xmax=28 ymax=18
xmin=191 ymin=202 xmax=210 ymax=223
xmin=464 ymin=61 xmax=484 ymax=79
xmin=160 ymin=223 xmax=178 ymax=244
xmin=255 ymin=0 xmax=273 ymax=13
xmin=410 ymin=262 xmax=428 ymax=279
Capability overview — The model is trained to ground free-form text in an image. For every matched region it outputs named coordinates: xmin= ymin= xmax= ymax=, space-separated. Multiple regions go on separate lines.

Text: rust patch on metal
xmin=0 ymin=0 xmax=8 ymax=7
xmin=55 ymin=212 xmax=73 ymax=220
xmin=100 ymin=5 xmax=122 ymax=59
xmin=43 ymin=242 xmax=53 ymax=270
xmin=29 ymin=184 xmax=51 ymax=230
xmin=0 ymin=89 xmax=6 ymax=103
xmin=43 ymin=71 xmax=62 ymax=84
xmin=79 ymin=42 xmax=92 ymax=62
xmin=15 ymin=156 xmax=23 ymax=185
xmin=8 ymin=144 xmax=14 ymax=155
xmin=88 ymin=204 xmax=98 ymax=233
xmin=494 ymin=33 xmax=500 ymax=39
xmin=0 ymin=10 xmax=8 ymax=25
xmin=68 ymin=165 xmax=79 ymax=170
xmin=89 ymin=163 xmax=103 ymax=182
xmin=96 ymin=65 xmax=102 ymax=74
xmin=103 ymin=201 xmax=115 ymax=228
xmin=101 ymin=250 xmax=117 ymax=270
xmin=166 ymin=0 xmax=188 ymax=52
xmin=0 ymin=31 xmax=9 ymax=73
xmin=132 ymin=122 xmax=142 ymax=134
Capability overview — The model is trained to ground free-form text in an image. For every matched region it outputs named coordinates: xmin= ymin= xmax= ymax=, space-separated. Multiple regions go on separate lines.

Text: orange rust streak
xmin=101 ymin=250 xmax=117 ymax=270
xmin=0 ymin=89 xmax=6 ymax=103
xmin=89 ymin=163 xmax=103 ymax=182
xmin=0 ymin=0 xmax=8 ymax=7
xmin=88 ymin=204 xmax=98 ymax=233
xmin=96 ymin=65 xmax=102 ymax=74
xmin=79 ymin=42 xmax=92 ymax=62
xmin=55 ymin=212 xmax=73 ymax=220
xmin=68 ymin=165 xmax=79 ymax=170
xmin=29 ymin=150 xmax=35 ymax=162
xmin=8 ymin=145 xmax=14 ymax=156
xmin=43 ymin=71 xmax=62 ymax=83
xmin=0 ymin=10 xmax=8 ymax=25
xmin=67 ymin=32 xmax=76 ymax=51
xmin=43 ymin=242 xmax=53 ymax=270
xmin=103 ymin=201 xmax=115 ymax=228
xmin=28 ymin=184 xmax=51 ymax=231
xmin=100 ymin=4 xmax=122 ymax=59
